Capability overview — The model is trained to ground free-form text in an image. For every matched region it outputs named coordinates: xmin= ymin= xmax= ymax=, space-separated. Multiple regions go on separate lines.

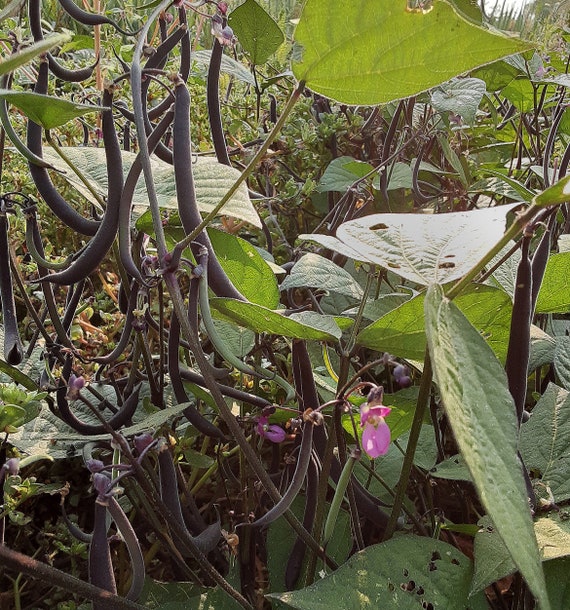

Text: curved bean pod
xmin=89 ymin=499 xmax=117 ymax=606
xmin=57 ymin=380 xmax=141 ymax=435
xmin=118 ymin=106 xmax=174 ymax=284
xmin=107 ymin=496 xmax=145 ymax=601
xmin=47 ymin=53 xmax=99 ymax=83
xmin=0 ymin=207 xmax=23 ymax=364
xmin=505 ymin=235 xmax=532 ymax=422
xmin=172 ymin=77 xmax=244 ymax=300
xmin=27 ymin=61 xmax=100 ymax=236
xmin=168 ymin=307 xmax=226 ymax=439
xmin=207 ymin=39 xmax=231 ymax=166
xmin=45 ymin=86 xmax=123 ymax=284
xmin=57 ymin=0 xmax=139 ymax=36
xmin=248 ymin=421 xmax=314 ymax=529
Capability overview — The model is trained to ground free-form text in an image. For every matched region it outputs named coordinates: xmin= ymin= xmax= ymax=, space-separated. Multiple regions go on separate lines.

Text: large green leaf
xmin=357 ymin=284 xmax=512 ymax=361
xmin=268 ymin=535 xmax=482 ymax=610
xmin=0 ymin=34 xmax=71 ymax=76
xmin=519 ymin=383 xmax=570 ymax=503
xmin=208 ymin=228 xmax=279 ymax=307
xmin=228 ymin=0 xmax=284 ymax=65
xmin=292 ymin=0 xmax=530 ymax=105
xmin=0 ymin=90 xmax=105 ymax=129
xmin=536 ymin=253 xmax=570 ymax=313
xmin=472 ymin=513 xmax=570 ymax=595
xmin=425 ymin=284 xmax=550 ymax=609
xmin=301 ymin=204 xmax=519 ymax=286
xmin=210 ymin=299 xmax=342 ymax=340
xmin=280 ymin=253 xmax=364 ymax=300
xmin=41 ymin=148 xmax=261 ymax=228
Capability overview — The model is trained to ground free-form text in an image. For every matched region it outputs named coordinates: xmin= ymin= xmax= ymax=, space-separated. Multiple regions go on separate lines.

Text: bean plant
xmin=0 ymin=0 xmax=570 ymax=608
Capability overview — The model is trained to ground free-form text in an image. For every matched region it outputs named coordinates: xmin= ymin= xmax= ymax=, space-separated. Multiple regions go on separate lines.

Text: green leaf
xmin=292 ymin=0 xmax=530 ymax=105
xmin=429 ymin=454 xmax=472 ymax=481
xmin=301 ymin=204 xmax=520 ymax=286
xmin=280 ymin=253 xmax=363 ymax=299
xmin=554 ymin=337 xmax=570 ymax=392
xmin=536 ymin=253 xmax=570 ymax=313
xmin=472 ymin=60 xmax=519 ymax=92
xmin=357 ymin=284 xmax=512 ymax=362
xmin=534 ymin=175 xmax=570 ymax=209
xmin=425 ymin=284 xmax=550 ymax=609
xmin=431 ymin=77 xmax=486 ymax=124
xmin=208 ymin=228 xmax=279 ymax=308
xmin=472 ymin=513 xmax=570 ymax=595
xmin=210 ymin=299 xmax=341 ymax=340
xmin=544 ymin=557 xmax=570 ymax=610
xmin=0 ymin=34 xmax=71 ymax=76
xmin=501 ymin=77 xmax=536 ymax=113
xmin=0 ymin=90 xmax=105 ymax=130
xmin=529 ymin=325 xmax=556 ymax=371
xmin=519 ymin=383 xmax=570 ymax=503
xmin=316 ymin=156 xmax=373 ymax=192
xmin=268 ymin=535 xmax=476 ymax=610
xmin=41 ymin=148 xmax=261 ymax=228
xmin=471 ymin=516 xmax=516 ymax=594
xmin=228 ymin=0 xmax=284 ymax=65
xmin=211 ymin=319 xmax=255 ymax=359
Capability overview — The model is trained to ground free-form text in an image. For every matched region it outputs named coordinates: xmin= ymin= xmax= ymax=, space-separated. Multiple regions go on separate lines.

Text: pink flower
xmin=256 ymin=416 xmax=286 ymax=443
xmin=360 ymin=400 xmax=391 ymax=459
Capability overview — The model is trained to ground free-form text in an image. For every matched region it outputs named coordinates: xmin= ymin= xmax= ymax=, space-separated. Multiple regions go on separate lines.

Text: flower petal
xmin=362 ymin=419 xmax=391 ymax=458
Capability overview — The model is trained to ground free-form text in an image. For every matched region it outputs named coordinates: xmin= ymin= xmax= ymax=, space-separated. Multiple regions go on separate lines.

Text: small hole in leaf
xmin=388 ymin=583 xmax=395 ymax=592
xmin=444 ymin=254 xmax=455 ymax=258
xmin=428 ymin=562 xmax=437 ymax=572
xmin=387 ymin=262 xmax=401 ymax=269
xmin=438 ymin=262 xmax=455 ymax=269
xmin=431 ymin=551 xmax=441 ymax=561
xmin=451 ymin=558 xmax=460 ymax=565
xmin=369 ymin=223 xmax=388 ymax=230
xmin=403 ymin=569 xmax=409 ymax=577
xmin=422 ymin=603 xmax=434 ymax=610
xmin=417 ymin=586 xmax=425 ymax=595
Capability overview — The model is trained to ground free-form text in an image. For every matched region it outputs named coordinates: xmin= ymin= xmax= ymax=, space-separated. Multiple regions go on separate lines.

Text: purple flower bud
xmin=92 ymin=472 xmax=111 ymax=497
xmin=3 ymin=457 xmax=19 ymax=476
xmin=256 ymin=416 xmax=286 ymax=443
xmin=134 ymin=433 xmax=154 ymax=455
xmin=66 ymin=374 xmax=85 ymax=401
xmin=86 ymin=458 xmax=105 ymax=473
xmin=396 ymin=375 xmax=412 ymax=389
xmin=393 ymin=364 xmax=409 ymax=380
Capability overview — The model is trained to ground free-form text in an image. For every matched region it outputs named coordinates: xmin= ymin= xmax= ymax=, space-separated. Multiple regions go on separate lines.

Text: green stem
xmin=383 ymin=350 xmax=432 ymax=541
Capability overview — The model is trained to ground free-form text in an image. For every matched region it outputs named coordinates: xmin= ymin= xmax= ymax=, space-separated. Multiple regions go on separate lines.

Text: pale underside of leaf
xmin=41 ymin=148 xmax=261 ymax=228
xmin=302 ymin=204 xmax=520 ymax=286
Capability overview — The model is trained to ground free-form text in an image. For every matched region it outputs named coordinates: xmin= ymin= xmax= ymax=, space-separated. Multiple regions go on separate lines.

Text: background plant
xmin=0 ymin=1 xmax=570 ymax=609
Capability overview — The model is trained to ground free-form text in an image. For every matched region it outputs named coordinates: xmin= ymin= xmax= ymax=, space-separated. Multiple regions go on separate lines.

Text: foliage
xmin=1 ymin=0 xmax=570 ymax=609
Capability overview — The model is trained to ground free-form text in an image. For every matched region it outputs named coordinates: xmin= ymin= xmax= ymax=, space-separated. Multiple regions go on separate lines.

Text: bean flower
xmin=360 ymin=386 xmax=391 ymax=459
xmin=256 ymin=416 xmax=286 ymax=444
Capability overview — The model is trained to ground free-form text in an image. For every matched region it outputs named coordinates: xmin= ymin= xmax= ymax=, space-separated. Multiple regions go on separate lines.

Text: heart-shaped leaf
xmin=292 ymin=0 xmax=530 ymax=105
xmin=302 ymin=204 xmax=520 ymax=285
